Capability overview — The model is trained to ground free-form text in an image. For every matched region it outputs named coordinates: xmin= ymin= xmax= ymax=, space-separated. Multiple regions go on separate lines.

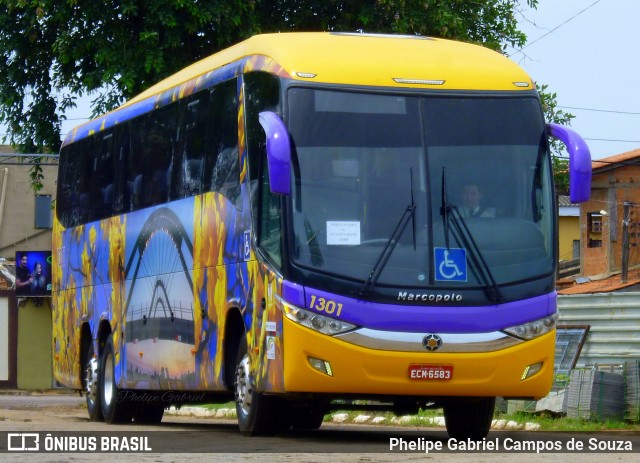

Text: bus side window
xmin=76 ymin=139 xmax=94 ymax=223
xmin=137 ymin=107 xmax=176 ymax=208
xmin=204 ymin=79 xmax=240 ymax=208
xmin=173 ymin=94 xmax=207 ymax=200
xmin=128 ymin=127 xmax=145 ymax=211
xmin=258 ymin=147 xmax=282 ymax=268
xmin=92 ymin=131 xmax=115 ymax=220
xmin=113 ymin=124 xmax=131 ymax=215
xmin=244 ymin=72 xmax=281 ymax=229
xmin=57 ymin=143 xmax=81 ymax=227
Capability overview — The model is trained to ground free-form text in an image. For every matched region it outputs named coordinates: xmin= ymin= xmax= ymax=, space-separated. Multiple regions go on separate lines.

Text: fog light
xmin=308 ymin=357 xmax=333 ymax=376
xmin=521 ymin=362 xmax=543 ymax=380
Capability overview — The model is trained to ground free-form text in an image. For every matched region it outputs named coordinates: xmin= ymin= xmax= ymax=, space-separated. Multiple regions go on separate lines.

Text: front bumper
xmin=282 ymin=316 xmax=554 ymax=399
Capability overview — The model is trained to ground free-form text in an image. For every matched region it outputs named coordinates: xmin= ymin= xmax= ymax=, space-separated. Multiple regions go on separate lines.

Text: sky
xmin=507 ymin=0 xmax=640 ymax=160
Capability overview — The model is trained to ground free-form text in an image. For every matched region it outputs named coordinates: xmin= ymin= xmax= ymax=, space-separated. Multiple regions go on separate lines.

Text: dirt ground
xmin=0 ymin=391 xmax=637 ymax=462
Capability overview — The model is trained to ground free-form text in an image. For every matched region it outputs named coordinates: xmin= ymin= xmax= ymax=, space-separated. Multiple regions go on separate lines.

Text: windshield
xmin=287 ymin=88 xmax=554 ymax=292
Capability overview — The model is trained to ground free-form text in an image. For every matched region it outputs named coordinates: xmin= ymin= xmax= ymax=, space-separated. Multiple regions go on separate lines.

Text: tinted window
xmin=57 ymin=78 xmax=241 ymax=227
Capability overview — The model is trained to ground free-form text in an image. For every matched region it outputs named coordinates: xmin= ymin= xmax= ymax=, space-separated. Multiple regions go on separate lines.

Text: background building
xmin=558 ymin=195 xmax=580 ymax=262
xmin=580 ymin=148 xmax=640 ymax=278
xmin=557 ymin=148 xmax=640 ymax=369
xmin=0 ymin=145 xmax=57 ymax=389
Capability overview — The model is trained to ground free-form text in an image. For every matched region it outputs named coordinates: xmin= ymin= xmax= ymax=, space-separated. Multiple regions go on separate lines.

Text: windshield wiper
xmin=359 ymin=170 xmax=416 ymax=297
xmin=440 ymin=168 xmax=502 ymax=303
xmin=441 ymin=168 xmax=451 ymax=250
xmin=304 ymin=215 xmax=324 ymax=266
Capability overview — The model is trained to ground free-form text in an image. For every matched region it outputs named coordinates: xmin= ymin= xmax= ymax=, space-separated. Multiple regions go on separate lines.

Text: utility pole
xmin=621 ymin=201 xmax=631 ymax=283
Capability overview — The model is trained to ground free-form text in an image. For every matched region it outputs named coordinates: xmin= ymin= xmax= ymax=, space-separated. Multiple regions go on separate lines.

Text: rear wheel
xmin=100 ymin=334 xmax=134 ymax=424
xmin=443 ymin=397 xmax=495 ymax=440
xmin=84 ymin=340 xmax=103 ymax=422
xmin=234 ymin=333 xmax=280 ymax=435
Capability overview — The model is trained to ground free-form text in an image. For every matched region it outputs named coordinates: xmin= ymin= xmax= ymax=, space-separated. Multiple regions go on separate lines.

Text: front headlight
xmin=276 ymin=295 xmax=357 ymax=335
xmin=503 ymin=313 xmax=558 ymax=340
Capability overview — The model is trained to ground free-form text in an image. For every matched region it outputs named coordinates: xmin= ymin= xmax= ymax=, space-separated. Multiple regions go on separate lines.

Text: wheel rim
xmin=235 ymin=354 xmax=252 ymax=417
xmin=85 ymin=356 xmax=99 ymax=405
xmin=103 ymin=351 xmax=114 ymax=406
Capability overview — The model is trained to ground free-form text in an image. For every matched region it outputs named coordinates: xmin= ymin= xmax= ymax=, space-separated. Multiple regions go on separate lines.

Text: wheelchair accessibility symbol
xmin=434 ymin=247 xmax=467 ymax=282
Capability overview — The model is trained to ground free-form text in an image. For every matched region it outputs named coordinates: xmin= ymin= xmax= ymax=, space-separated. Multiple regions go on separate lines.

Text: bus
xmin=52 ymin=32 xmax=591 ymax=438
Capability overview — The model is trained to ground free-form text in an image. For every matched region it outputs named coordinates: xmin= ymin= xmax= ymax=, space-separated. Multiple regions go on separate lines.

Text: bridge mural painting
xmin=124 ymin=200 xmax=196 ymax=390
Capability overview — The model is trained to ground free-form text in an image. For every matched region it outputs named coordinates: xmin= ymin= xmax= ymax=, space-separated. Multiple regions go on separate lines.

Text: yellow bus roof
xmin=124 ymin=32 xmax=534 ymax=107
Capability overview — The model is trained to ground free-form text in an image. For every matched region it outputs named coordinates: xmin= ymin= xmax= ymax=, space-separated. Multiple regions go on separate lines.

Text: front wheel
xmin=288 ymin=401 xmax=327 ymax=430
xmin=234 ymin=333 xmax=280 ymax=435
xmin=100 ymin=334 xmax=133 ymax=424
xmin=443 ymin=397 xmax=495 ymax=440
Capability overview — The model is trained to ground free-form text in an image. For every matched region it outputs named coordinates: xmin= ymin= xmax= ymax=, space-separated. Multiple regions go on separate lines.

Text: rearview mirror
xmin=547 ymin=123 xmax=592 ymax=203
xmin=258 ymin=111 xmax=291 ymax=195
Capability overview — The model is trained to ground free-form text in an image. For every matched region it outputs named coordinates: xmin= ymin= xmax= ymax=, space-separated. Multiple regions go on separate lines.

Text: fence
xmin=557 ymin=292 xmax=640 ymax=366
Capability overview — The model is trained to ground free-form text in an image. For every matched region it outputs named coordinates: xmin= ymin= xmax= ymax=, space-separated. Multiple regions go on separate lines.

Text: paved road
xmin=0 ymin=393 xmax=638 ymax=462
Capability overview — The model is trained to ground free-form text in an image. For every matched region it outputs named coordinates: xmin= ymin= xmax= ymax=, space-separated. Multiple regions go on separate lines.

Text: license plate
xmin=408 ymin=364 xmax=453 ymax=381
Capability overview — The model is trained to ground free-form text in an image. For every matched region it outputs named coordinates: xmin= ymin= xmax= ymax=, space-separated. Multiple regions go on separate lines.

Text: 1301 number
xmin=309 ymin=295 xmax=343 ymax=317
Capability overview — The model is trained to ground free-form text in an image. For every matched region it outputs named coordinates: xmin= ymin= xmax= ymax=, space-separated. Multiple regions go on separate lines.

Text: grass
xmin=498 ymin=411 xmax=640 ymax=432
xmin=194 ymin=401 xmax=640 ymax=432
xmin=326 ymin=407 xmax=640 ymax=432
xmin=199 ymin=401 xmax=235 ymax=410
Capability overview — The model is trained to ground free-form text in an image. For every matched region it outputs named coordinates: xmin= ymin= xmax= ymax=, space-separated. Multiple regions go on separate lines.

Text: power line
xmin=553 ymin=155 xmax=640 ymax=166
xmin=509 ymin=0 xmax=604 ymax=57
xmin=585 ymin=138 xmax=640 ymax=143
xmin=560 ymin=106 xmax=640 ymax=116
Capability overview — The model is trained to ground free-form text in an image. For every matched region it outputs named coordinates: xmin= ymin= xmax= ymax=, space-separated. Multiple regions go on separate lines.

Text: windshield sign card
xmin=327 ymin=221 xmax=361 ymax=245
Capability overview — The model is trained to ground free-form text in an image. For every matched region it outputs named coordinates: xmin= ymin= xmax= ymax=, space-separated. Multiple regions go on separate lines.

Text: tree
xmin=538 ymin=84 xmax=575 ymax=195
xmin=1 ymin=0 xmax=546 ymax=185
xmin=0 ymin=0 xmax=258 ymax=152
xmin=256 ymin=0 xmax=534 ymax=52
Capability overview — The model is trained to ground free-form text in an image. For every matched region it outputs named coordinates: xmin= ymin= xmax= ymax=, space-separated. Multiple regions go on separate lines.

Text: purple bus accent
xmin=282 ymin=281 xmax=555 ymax=333
xmin=258 ymin=111 xmax=291 ymax=195
xmin=547 ymin=123 xmax=592 ymax=203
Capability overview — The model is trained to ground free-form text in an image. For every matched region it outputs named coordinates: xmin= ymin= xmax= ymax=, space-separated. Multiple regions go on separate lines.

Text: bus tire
xmin=100 ymin=334 xmax=133 ymax=424
xmin=289 ymin=404 xmax=326 ymax=430
xmin=84 ymin=340 xmax=103 ymax=422
xmin=443 ymin=397 xmax=495 ymax=440
xmin=133 ymin=402 xmax=165 ymax=424
xmin=234 ymin=333 xmax=278 ymax=435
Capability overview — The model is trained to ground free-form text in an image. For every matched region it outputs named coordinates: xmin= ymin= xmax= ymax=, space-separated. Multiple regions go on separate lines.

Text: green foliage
xmin=538 ymin=83 xmax=575 ymax=195
xmin=29 ymin=160 xmax=44 ymax=192
xmin=0 ymin=0 xmax=259 ymax=152
xmin=257 ymin=0 xmax=537 ymax=52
